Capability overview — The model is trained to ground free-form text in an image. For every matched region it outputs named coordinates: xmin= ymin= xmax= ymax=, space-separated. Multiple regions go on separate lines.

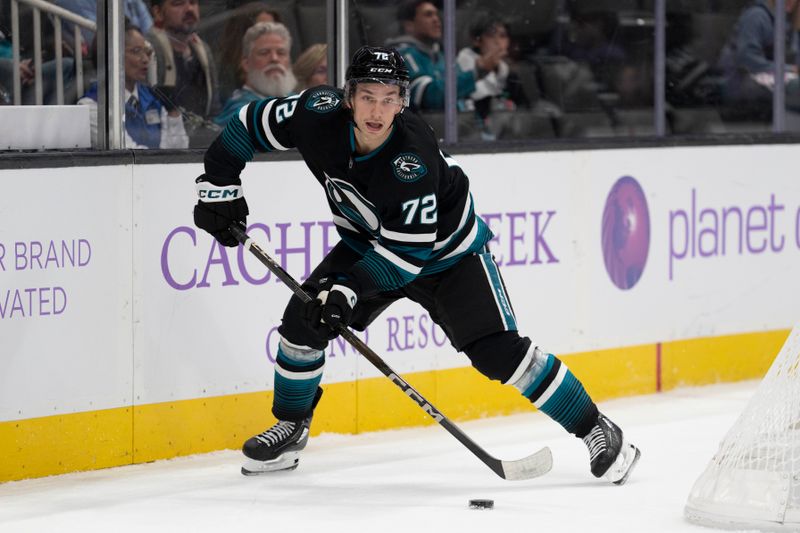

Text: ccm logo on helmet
xmin=370 ymin=67 xmax=393 ymax=73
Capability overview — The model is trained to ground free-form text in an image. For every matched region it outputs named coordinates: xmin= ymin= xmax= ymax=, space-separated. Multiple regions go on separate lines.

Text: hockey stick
xmin=229 ymin=223 xmax=552 ymax=481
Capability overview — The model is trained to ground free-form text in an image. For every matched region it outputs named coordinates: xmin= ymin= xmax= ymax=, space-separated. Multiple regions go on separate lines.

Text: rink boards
xmin=1 ymin=144 xmax=798 ymax=481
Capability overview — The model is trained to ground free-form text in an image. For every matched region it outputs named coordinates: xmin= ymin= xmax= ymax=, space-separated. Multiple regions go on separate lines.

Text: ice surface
xmin=0 ymin=381 xmax=759 ymax=533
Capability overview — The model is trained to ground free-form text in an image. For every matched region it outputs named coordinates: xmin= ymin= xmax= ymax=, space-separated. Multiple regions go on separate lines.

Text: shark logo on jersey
xmin=391 ymin=153 xmax=428 ymax=182
xmin=324 ymin=173 xmax=380 ymax=234
xmin=305 ymin=89 xmax=342 ymax=113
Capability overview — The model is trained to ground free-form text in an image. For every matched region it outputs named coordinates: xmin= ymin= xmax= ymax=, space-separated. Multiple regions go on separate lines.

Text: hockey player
xmin=193 ymin=45 xmax=641 ymax=483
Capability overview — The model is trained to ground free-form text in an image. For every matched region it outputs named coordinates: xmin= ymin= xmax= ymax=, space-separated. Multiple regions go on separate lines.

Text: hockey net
xmin=685 ymin=323 xmax=800 ymax=531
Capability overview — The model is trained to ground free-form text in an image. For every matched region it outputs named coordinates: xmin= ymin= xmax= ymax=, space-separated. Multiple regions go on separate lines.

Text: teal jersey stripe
xmin=382 ymin=242 xmax=433 ymax=262
xmin=418 ymin=254 xmax=466 ymax=275
xmin=337 ymin=204 xmax=371 ymax=232
xmin=221 ymin=118 xmax=255 ymax=162
xmin=430 ymin=194 xmax=476 ymax=259
xmin=251 ymin=99 xmax=273 ymax=151
xmin=338 ymin=233 xmax=371 ymax=255
xmin=358 ymin=251 xmax=414 ymax=291
xmin=480 ymin=252 xmax=517 ymax=331
xmin=366 ymin=249 xmax=419 ymax=280
xmin=420 ymin=216 xmax=491 ymax=276
xmin=359 ymin=260 xmax=397 ymax=289
xmin=334 ymin=213 xmax=490 ymax=291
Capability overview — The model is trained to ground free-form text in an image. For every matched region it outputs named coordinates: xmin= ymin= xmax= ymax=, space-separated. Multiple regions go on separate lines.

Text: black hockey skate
xmin=582 ymin=413 xmax=641 ymax=485
xmin=241 ymin=388 xmax=323 ymax=476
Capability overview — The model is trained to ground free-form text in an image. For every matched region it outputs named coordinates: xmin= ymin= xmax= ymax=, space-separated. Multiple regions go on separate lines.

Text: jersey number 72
xmin=401 ymin=194 xmax=437 ymax=225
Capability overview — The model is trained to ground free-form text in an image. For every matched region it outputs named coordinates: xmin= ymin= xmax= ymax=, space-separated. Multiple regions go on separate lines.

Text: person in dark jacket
xmin=717 ymin=0 xmax=800 ymax=120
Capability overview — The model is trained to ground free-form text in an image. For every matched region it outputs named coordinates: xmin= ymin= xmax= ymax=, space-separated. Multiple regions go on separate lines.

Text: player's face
xmin=350 ymin=83 xmax=403 ymax=140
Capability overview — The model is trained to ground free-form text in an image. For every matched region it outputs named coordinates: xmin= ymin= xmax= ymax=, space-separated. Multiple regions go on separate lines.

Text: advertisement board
xmin=2 ymin=144 xmax=798 ymax=480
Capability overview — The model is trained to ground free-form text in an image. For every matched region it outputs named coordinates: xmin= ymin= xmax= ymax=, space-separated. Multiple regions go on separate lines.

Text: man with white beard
xmin=214 ymin=21 xmax=297 ymax=126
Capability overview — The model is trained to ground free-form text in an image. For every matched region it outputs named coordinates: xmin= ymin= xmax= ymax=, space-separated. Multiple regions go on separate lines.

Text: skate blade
xmin=609 ymin=440 xmax=641 ymax=486
xmin=241 ymin=452 xmax=300 ymax=476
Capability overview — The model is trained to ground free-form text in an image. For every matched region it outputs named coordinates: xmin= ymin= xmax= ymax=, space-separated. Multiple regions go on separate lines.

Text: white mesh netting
xmin=685 ymin=324 xmax=800 ymax=531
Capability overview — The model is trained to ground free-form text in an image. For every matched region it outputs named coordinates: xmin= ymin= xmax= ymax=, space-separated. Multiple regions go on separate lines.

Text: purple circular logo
xmin=601 ymin=176 xmax=650 ymax=290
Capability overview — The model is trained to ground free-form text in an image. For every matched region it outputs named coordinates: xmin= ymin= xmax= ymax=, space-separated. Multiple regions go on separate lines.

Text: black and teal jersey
xmin=204 ymin=85 xmax=492 ymax=297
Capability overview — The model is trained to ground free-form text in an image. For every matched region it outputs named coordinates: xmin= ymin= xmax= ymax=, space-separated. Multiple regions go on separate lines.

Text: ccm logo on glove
xmin=196 ymin=182 xmax=244 ymax=202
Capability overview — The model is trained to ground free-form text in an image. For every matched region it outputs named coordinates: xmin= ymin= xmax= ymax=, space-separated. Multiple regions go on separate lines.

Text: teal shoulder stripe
xmin=251 ymin=99 xmax=273 ymax=151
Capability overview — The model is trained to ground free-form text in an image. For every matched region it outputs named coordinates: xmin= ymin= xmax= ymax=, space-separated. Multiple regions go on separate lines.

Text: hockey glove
xmin=193 ymin=174 xmax=249 ymax=247
xmin=316 ymin=275 xmax=359 ymax=331
xmin=302 ymin=297 xmax=340 ymax=346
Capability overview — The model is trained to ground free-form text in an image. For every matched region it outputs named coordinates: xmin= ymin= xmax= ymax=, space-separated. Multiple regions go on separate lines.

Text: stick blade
xmin=500 ymin=446 xmax=553 ymax=480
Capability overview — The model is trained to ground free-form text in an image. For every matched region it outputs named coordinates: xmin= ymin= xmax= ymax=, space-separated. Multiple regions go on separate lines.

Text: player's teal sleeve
xmin=335 ymin=221 xmax=435 ymax=296
xmin=353 ymin=240 xmax=434 ymax=293
xmin=204 ymin=93 xmax=301 ymax=179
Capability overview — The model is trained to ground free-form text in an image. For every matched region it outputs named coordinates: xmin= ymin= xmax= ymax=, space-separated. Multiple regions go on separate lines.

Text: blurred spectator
xmin=0 ymin=30 xmax=75 ymax=105
xmin=54 ymin=0 xmax=96 ymax=53
xmin=53 ymin=0 xmax=151 ymax=55
xmin=385 ymin=0 xmax=476 ymax=110
xmin=560 ymin=9 xmax=627 ymax=92
xmin=293 ymin=43 xmax=327 ymax=90
xmin=553 ymin=6 xmax=652 ymax=110
xmin=717 ymin=0 xmax=800 ymax=120
xmin=214 ymin=21 xmax=294 ymax=126
xmin=217 ymin=2 xmax=281 ymax=101
xmin=456 ymin=16 xmax=530 ymax=139
xmin=126 ymin=0 xmax=154 ymax=35
xmin=147 ymin=0 xmax=220 ymax=120
xmin=78 ymin=22 xmax=188 ymax=149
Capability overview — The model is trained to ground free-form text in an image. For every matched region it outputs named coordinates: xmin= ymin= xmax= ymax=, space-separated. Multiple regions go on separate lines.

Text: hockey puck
xmin=468 ymin=499 xmax=494 ymax=510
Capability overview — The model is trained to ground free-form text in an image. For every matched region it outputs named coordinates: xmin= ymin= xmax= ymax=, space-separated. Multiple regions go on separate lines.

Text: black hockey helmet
xmin=345 ymin=46 xmax=410 ymax=107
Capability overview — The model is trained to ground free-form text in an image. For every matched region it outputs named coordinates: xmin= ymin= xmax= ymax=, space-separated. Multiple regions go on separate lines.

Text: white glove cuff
xmin=331 ymin=284 xmax=358 ymax=308
xmin=196 ymin=181 xmax=244 ymax=203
